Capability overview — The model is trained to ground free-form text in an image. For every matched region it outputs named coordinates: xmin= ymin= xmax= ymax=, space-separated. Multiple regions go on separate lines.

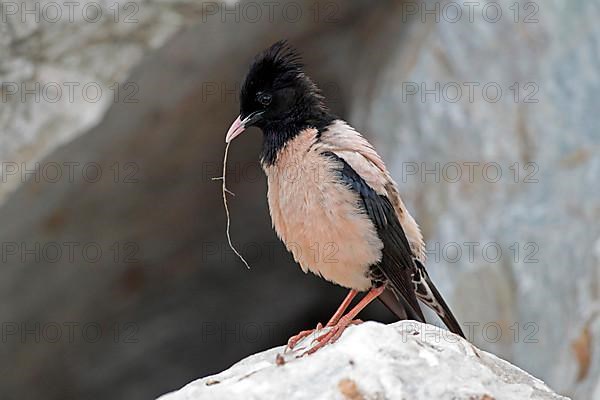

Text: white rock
xmin=158 ymin=321 xmax=568 ymax=400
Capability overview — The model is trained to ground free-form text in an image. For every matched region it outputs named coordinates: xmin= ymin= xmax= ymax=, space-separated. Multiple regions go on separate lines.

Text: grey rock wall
xmin=0 ymin=0 xmax=209 ymax=202
xmin=349 ymin=1 xmax=600 ymax=398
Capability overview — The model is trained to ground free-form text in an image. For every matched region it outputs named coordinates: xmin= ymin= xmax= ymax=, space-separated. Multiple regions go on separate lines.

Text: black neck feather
xmin=260 ymin=110 xmax=336 ymax=166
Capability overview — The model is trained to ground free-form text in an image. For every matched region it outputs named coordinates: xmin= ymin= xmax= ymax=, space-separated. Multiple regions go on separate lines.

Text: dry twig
xmin=212 ymin=141 xmax=251 ymax=269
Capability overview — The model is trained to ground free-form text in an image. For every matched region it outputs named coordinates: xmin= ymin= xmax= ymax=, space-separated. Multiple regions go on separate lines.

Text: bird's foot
xmin=302 ymin=318 xmax=363 ymax=356
xmin=284 ymin=322 xmax=323 ymax=352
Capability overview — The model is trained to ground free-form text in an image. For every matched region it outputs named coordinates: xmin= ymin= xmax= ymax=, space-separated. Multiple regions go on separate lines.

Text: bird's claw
xmin=299 ymin=318 xmax=363 ymax=356
xmin=284 ymin=322 xmax=323 ymax=353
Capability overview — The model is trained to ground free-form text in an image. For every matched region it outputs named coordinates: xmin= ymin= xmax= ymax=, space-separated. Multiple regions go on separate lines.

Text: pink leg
xmin=305 ymin=286 xmax=385 ymax=355
xmin=325 ymin=289 xmax=358 ymax=326
xmin=285 ymin=290 xmax=358 ymax=351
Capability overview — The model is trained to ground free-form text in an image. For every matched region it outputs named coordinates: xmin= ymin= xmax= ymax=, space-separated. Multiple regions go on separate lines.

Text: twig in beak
xmin=213 ymin=141 xmax=251 ymax=269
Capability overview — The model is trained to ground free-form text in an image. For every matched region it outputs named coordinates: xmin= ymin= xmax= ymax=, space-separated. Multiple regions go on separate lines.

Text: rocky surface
xmin=158 ymin=321 xmax=568 ymax=400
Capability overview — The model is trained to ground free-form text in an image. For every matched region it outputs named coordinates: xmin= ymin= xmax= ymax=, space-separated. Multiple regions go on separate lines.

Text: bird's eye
xmin=257 ymin=92 xmax=272 ymax=106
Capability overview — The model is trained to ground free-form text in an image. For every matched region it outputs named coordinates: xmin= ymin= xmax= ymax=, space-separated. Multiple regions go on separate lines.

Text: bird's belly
xmin=264 ymin=156 xmax=383 ymax=291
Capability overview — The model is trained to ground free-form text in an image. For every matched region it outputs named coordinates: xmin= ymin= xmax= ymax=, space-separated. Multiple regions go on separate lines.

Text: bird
xmin=225 ymin=40 xmax=465 ymax=355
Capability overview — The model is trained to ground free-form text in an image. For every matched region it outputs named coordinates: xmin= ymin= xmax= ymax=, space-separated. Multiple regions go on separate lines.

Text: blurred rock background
xmin=0 ymin=0 xmax=598 ymax=399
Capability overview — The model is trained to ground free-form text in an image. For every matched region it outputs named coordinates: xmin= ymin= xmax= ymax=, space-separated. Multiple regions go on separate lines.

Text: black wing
xmin=323 ymin=152 xmax=425 ymax=322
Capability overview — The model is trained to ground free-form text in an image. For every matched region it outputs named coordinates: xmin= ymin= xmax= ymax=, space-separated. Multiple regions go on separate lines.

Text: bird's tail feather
xmin=378 ymin=287 xmax=425 ymax=322
xmin=413 ymin=260 xmax=465 ymax=338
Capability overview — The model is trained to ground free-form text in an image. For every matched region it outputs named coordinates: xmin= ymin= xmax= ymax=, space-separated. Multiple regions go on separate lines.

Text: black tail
xmin=378 ymin=287 xmax=425 ymax=322
xmin=413 ymin=260 xmax=465 ymax=338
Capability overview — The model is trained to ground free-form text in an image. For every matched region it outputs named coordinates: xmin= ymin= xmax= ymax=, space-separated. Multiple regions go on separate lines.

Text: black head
xmin=225 ymin=40 xmax=335 ymax=164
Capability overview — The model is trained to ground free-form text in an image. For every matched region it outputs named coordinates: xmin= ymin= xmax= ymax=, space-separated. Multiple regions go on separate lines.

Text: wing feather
xmin=317 ymin=121 xmax=426 ymax=262
xmin=316 ymin=120 xmax=465 ymax=337
xmin=322 ymin=150 xmax=425 ymax=322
